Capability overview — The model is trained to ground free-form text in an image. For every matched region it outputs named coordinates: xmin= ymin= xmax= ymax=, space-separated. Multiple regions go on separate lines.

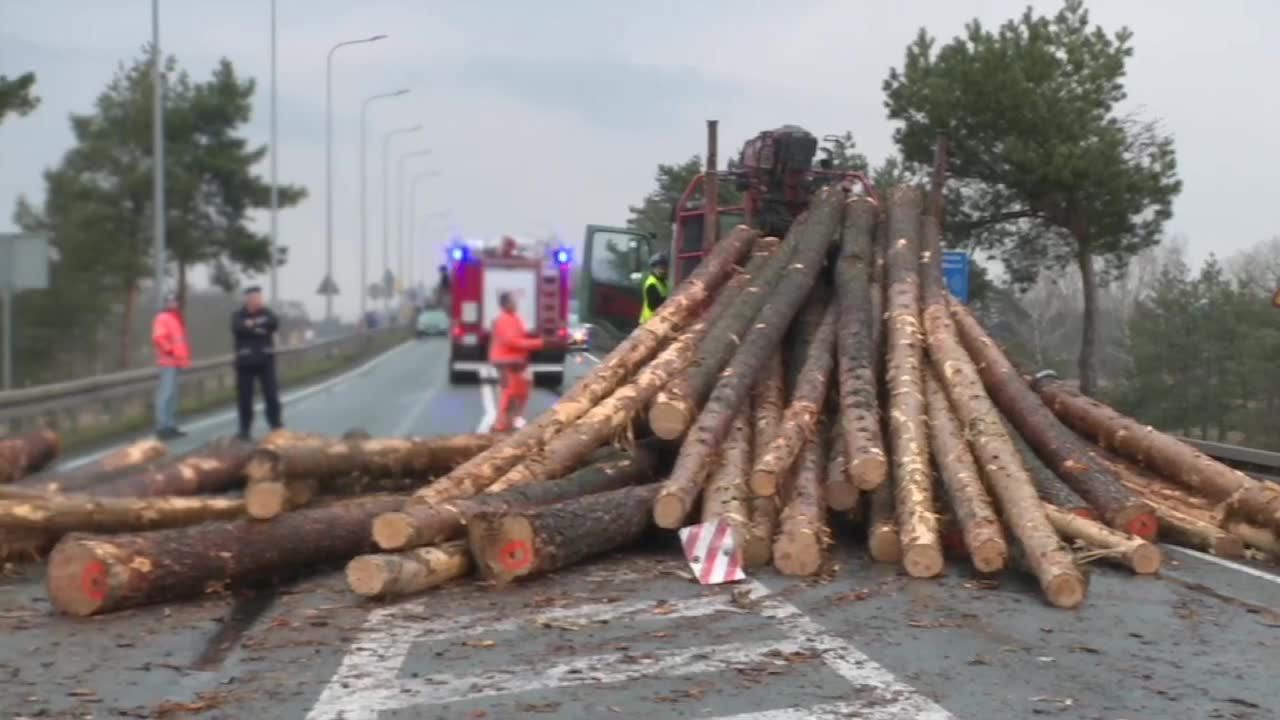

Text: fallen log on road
xmin=0 ymin=429 xmax=61 ymax=483
xmin=700 ymin=408 xmax=753 ymax=547
xmin=743 ymin=352 xmax=785 ymax=567
xmin=88 ymin=438 xmax=254 ymax=498
xmin=346 ymin=541 xmax=472 ymax=599
xmin=8 ymin=439 xmax=167 ymax=495
xmin=0 ymin=494 xmax=244 ymax=534
xmin=1043 ymin=503 xmax=1161 ymax=575
xmin=773 ymin=427 xmax=829 ymax=576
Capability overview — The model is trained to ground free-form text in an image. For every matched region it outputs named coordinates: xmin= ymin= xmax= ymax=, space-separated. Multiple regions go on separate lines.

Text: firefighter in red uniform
xmin=489 ymin=291 xmax=542 ymax=432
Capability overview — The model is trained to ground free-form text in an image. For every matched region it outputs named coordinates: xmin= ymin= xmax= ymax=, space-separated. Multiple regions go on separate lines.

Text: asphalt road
xmin=2 ymin=337 xmax=1279 ymax=720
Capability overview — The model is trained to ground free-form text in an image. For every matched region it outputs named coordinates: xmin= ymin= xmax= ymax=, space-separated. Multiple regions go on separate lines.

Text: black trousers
xmin=236 ymin=362 xmax=282 ymax=436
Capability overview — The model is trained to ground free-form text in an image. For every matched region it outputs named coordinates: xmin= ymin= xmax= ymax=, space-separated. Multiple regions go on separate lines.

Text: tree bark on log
xmin=648 ymin=237 xmax=788 ymax=439
xmin=833 ymin=196 xmax=888 ymax=494
xmin=867 ymin=482 xmax=901 ymax=563
xmin=0 ymin=429 xmax=61 ymax=483
xmin=408 ymin=226 xmax=760 ymax=510
xmin=88 ymin=438 xmax=254 ymax=499
xmin=701 ymin=408 xmax=753 ymax=550
xmin=1153 ymin=504 xmax=1244 ymax=558
xmin=751 ymin=300 xmax=837 ymax=497
xmin=1007 ymin=420 xmax=1097 ymax=520
xmin=1093 ymin=447 xmax=1217 ymax=514
xmin=922 ymin=267 xmax=1084 ymax=608
xmin=653 ymin=190 xmax=845 ymax=529
xmin=1043 ymin=503 xmax=1161 ymax=575
xmin=9 ymin=439 xmax=167 ymax=495
xmin=882 ymin=191 xmax=941 ymax=579
xmin=469 ymin=484 xmax=659 ymax=584
xmin=346 ymin=541 xmax=471 ymax=599
xmin=0 ymin=495 xmax=244 ymax=534
xmin=1 ymin=529 xmax=54 ymax=563
xmin=372 ymin=441 xmax=668 ymax=551
xmin=949 ymin=301 xmax=1156 ymax=539
xmin=1222 ymin=519 xmax=1280 ymax=558
xmin=47 ymin=494 xmax=407 ymax=616
xmin=924 ymin=366 xmax=1007 ymax=573
xmin=826 ymin=426 xmax=861 ymax=514
xmin=772 ymin=429 xmax=829 ymax=576
xmin=743 ymin=352 xmax=784 ymax=567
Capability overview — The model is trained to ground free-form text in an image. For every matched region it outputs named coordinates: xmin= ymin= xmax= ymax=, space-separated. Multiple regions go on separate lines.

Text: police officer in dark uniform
xmin=231 ymin=285 xmax=283 ymax=440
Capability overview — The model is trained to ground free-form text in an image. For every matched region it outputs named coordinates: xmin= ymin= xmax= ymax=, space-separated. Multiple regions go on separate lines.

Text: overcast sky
xmin=2 ymin=0 xmax=1276 ymax=320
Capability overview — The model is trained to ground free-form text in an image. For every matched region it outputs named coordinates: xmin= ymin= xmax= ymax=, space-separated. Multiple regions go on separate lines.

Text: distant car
xmin=416 ymin=308 xmax=449 ymax=337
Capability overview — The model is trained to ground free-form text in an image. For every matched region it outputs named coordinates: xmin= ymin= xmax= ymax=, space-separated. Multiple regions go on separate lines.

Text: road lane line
xmin=715 ymin=702 xmax=893 ymax=719
xmin=392 ymin=366 xmax=446 ymax=437
xmin=59 ymin=340 xmax=417 ymax=470
xmin=1164 ymin=545 xmax=1280 ymax=586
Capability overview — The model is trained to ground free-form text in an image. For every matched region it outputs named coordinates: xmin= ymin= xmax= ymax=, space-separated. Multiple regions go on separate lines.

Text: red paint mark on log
xmin=499 ymin=540 xmax=531 ymax=572
xmin=81 ymin=559 xmax=108 ymax=602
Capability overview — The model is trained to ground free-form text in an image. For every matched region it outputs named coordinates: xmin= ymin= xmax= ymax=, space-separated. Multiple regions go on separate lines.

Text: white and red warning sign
xmin=678 ymin=518 xmax=747 ymax=585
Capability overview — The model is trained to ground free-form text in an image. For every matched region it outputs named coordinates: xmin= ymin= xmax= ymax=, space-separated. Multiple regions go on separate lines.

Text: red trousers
xmin=492 ymin=363 xmax=531 ymax=432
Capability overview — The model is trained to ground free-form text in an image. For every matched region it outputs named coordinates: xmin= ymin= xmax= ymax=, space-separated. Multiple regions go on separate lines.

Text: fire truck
xmin=446 ymin=235 xmax=573 ymax=387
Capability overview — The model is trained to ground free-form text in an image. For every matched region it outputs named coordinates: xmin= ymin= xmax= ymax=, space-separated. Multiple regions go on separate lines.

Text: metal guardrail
xmin=0 ymin=325 xmax=410 ymax=437
xmin=1178 ymin=436 xmax=1280 ymax=478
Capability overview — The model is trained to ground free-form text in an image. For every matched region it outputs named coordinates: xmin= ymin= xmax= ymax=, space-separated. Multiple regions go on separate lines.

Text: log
xmin=1 ymin=528 xmax=53 ymax=563
xmin=923 ymin=272 xmax=1084 ymax=608
xmin=468 ymin=484 xmax=659 ymax=584
xmin=772 ymin=429 xmax=829 ymax=576
xmin=345 ymin=541 xmax=471 ymax=599
xmin=883 ymin=190 xmax=941 ymax=579
xmin=825 ymin=424 xmax=861 ymax=514
xmin=1043 ymin=503 xmax=1161 ymax=575
xmin=372 ymin=441 xmax=669 ymax=551
xmin=9 ymin=439 xmax=168 ymax=494
xmin=743 ymin=352 xmax=784 ymax=567
xmin=1033 ymin=375 xmax=1280 ymax=534
xmin=1094 ymin=446 xmax=1217 ymax=514
xmin=1222 ymin=519 xmax=1280 ymax=557
xmin=88 ymin=437 xmax=254 ymax=498
xmin=1007 ymin=421 xmax=1097 ymax=520
xmin=0 ymin=429 xmax=61 ymax=483
xmin=701 ymin=407 xmax=752 ymax=548
xmin=648 ymin=237 xmax=792 ymax=440
xmin=46 ymin=494 xmax=407 ymax=616
xmin=751 ymin=299 xmax=837 ymax=497
xmin=654 ymin=189 xmax=845 ymax=529
xmin=924 ymin=366 xmax=1007 ymax=573
xmin=0 ymin=494 xmax=244 ymax=534
xmin=407 ymin=225 xmax=760 ymax=510
xmin=834 ymin=196 xmax=888 ymax=492
xmin=1152 ymin=504 xmax=1244 ymax=559
xmin=867 ymin=481 xmax=901 ymax=563
xmin=949 ymin=301 xmax=1155 ymax=539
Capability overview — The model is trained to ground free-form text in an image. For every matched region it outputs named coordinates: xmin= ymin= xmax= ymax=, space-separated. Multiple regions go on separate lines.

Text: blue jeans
xmin=155 ymin=366 xmax=180 ymax=431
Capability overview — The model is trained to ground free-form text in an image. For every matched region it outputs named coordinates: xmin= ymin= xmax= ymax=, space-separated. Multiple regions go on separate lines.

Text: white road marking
xmin=1164 ymin=544 xmax=1280 ymax=587
xmin=476 ymin=366 xmax=498 ymax=432
xmin=716 ymin=701 xmax=900 ymax=720
xmin=392 ymin=366 xmax=445 ymax=437
xmin=583 ymin=351 xmax=601 ymax=364
xmin=58 ymin=340 xmax=416 ymax=470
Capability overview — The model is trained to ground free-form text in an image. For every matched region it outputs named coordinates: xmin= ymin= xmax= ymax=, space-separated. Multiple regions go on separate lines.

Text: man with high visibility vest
xmin=489 ymin=291 xmax=544 ymax=432
xmin=639 ymin=252 xmax=670 ymax=324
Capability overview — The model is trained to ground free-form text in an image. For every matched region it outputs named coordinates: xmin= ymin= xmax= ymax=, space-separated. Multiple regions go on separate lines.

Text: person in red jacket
xmin=489 ymin=291 xmax=544 ymax=432
xmin=152 ymin=292 xmax=192 ymax=439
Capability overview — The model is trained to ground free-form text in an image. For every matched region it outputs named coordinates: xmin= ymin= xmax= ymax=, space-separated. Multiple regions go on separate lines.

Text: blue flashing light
xmin=449 ymin=245 xmax=467 ymax=263
xmin=553 ymin=247 xmax=572 ymax=266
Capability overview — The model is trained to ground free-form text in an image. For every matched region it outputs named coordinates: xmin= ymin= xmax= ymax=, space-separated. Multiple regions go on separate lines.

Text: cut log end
xmin=46 ymin=541 xmax=111 ymax=617
xmin=749 ymin=470 xmax=779 ymax=498
xmin=653 ymin=493 xmax=692 ymax=530
xmin=772 ymin=531 xmax=822 ymax=576
xmin=970 ymin=538 xmax=1008 ymax=574
xmin=473 ymin=515 xmax=535 ymax=584
xmin=1128 ymin=543 xmax=1163 ymax=575
xmin=345 ymin=555 xmax=397 ymax=598
xmin=648 ymin=403 xmax=693 ymax=441
xmin=741 ymin=534 xmax=772 ymax=569
xmin=245 ymin=482 xmax=289 ymax=520
xmin=372 ymin=512 xmax=418 ymax=551
xmin=868 ymin=526 xmax=902 ymax=564
xmin=848 ymin=454 xmax=888 ymax=491
xmin=1116 ymin=509 xmax=1159 ymax=541
xmin=901 ymin=543 xmax=944 ymax=578
xmin=1043 ymin=572 xmax=1087 ymax=610
xmin=825 ymin=482 xmax=861 ymax=512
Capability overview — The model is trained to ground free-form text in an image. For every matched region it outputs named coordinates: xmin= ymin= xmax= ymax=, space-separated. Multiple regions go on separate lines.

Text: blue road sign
xmin=941 ymin=251 xmax=970 ymax=303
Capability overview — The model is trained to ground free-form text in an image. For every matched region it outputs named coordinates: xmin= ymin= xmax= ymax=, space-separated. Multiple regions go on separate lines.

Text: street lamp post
xmin=380 ymin=125 xmax=421 ymax=311
xmin=324 ymin=33 xmax=386 ymax=322
xmin=408 ymin=178 xmax=444 ymax=294
xmin=359 ymin=89 xmax=409 ymax=321
xmin=395 ymin=150 xmax=432 ymax=301
xmin=269 ymin=0 xmax=278 ymax=304
xmin=151 ymin=0 xmax=165 ymax=312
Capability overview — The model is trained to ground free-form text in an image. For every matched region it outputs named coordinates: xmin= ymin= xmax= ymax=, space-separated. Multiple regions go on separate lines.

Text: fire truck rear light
xmin=451 ymin=325 xmax=464 ymax=338
xmin=557 ymin=327 xmax=569 ymax=339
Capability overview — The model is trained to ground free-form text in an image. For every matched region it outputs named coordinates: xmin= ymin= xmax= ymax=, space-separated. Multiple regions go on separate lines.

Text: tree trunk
xmin=345 ymin=541 xmax=471 ymax=599
xmin=1043 ymin=503 xmax=1161 ymax=575
xmin=47 ymin=494 xmax=407 ymax=616
xmin=834 ymin=196 xmax=888 ymax=493
xmin=700 ymin=407 xmax=752 ymax=549
xmin=1222 ymin=519 xmax=1280 ymax=558
xmin=653 ymin=190 xmax=845 ymax=529
xmin=924 ymin=287 xmax=1085 ymax=609
xmin=648 ymin=236 xmax=791 ymax=439
xmin=949 ymin=301 xmax=1156 ymax=539
xmin=10 ymin=439 xmax=167 ymax=494
xmin=867 ymin=482 xmax=901 ymax=563
xmin=177 ymin=262 xmax=188 ymax=311
xmin=1093 ymin=446 xmax=1217 ymax=515
xmin=89 ymin=437 xmax=254 ymax=498
xmin=1001 ymin=420 xmax=1096 ymax=520
xmin=0 ymin=494 xmax=244 ymax=534
xmin=468 ymin=484 xmax=659 ymax=584
xmin=372 ymin=441 xmax=669 ymax=551
xmin=743 ymin=352 xmax=784 ymax=567
xmin=1154 ymin=504 xmax=1244 ymax=558
xmin=751 ymin=300 xmax=837 ymax=497
xmin=1034 ymin=376 xmax=1280 ymax=534
xmin=825 ymin=425 xmax=861 ymax=513
xmin=882 ymin=191 xmax=941 ymax=579
xmin=408 ymin=226 xmax=760 ymax=509
xmin=924 ymin=366 xmax=1007 ymax=573
xmin=772 ymin=430 xmax=829 ymax=576
xmin=0 ymin=429 xmax=61 ymax=484
xmin=1075 ymin=236 xmax=1098 ymax=396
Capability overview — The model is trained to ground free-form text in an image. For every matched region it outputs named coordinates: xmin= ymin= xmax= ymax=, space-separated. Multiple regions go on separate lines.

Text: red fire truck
xmin=446 ymin=235 xmax=573 ymax=387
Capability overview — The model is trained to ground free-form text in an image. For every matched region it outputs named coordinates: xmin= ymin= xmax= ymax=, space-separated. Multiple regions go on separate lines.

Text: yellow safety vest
xmin=639 ymin=274 xmax=669 ymax=323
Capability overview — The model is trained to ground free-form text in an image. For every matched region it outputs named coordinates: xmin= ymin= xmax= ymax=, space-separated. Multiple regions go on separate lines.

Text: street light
xmin=151 ymin=0 xmax=165 ymax=313
xmin=396 ymin=151 xmax=433 ymax=298
xmin=359 ymin=88 xmax=409 ymax=320
xmin=268 ymin=0 xmax=278 ymax=304
xmin=408 ymin=176 xmax=444 ymax=293
xmin=380 ymin=125 xmax=421 ymax=309
xmin=324 ymin=33 xmax=387 ymax=322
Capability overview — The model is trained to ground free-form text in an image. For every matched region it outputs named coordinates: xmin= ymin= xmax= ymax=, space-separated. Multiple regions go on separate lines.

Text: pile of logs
xmin=6 ymin=183 xmax=1280 ymax=618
